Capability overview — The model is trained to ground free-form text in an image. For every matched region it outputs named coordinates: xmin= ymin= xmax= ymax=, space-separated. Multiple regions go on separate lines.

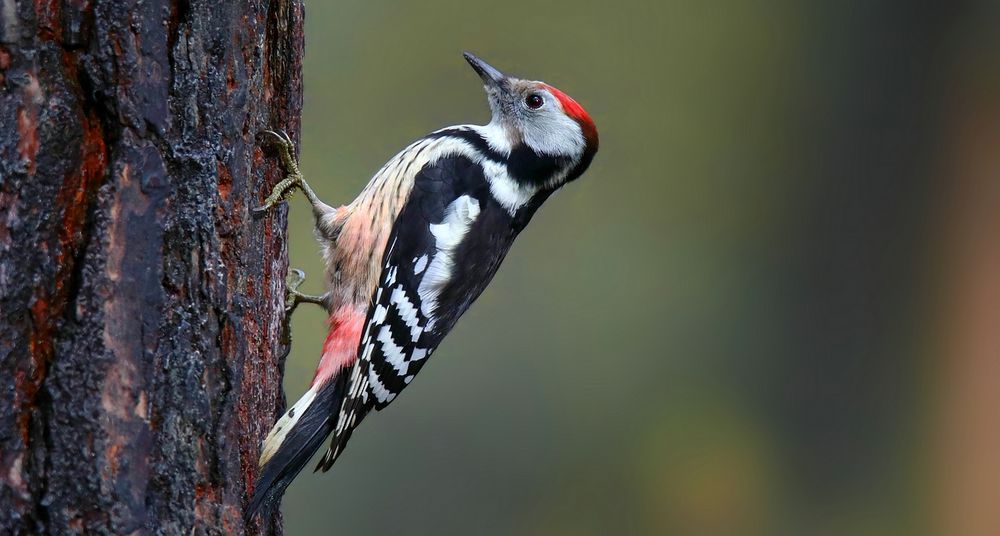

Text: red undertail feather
xmin=246 ymin=305 xmax=366 ymax=519
xmin=313 ymin=306 xmax=365 ymax=386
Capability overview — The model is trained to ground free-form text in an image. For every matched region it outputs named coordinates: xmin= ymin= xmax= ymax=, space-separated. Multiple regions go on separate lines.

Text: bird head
xmin=464 ymin=52 xmax=598 ymax=185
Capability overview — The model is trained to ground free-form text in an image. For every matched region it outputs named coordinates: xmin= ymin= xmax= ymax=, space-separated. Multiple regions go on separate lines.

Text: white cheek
xmin=521 ymin=110 xmax=586 ymax=157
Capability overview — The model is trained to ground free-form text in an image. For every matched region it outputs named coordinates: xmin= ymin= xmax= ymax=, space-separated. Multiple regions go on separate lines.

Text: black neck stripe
xmin=426 ymin=127 xmax=573 ymax=187
xmin=426 ymin=128 xmax=507 ymax=163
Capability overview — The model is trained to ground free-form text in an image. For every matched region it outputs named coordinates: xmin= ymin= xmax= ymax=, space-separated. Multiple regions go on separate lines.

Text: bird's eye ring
xmin=525 ymin=94 xmax=544 ymax=109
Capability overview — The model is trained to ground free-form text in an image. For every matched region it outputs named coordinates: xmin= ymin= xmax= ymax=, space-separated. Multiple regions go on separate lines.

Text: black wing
xmin=364 ymin=153 xmax=495 ymax=404
xmin=317 ymin=153 xmax=528 ymax=470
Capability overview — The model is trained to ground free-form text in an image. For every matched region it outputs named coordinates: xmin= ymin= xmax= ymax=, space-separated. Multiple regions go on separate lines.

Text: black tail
xmin=245 ymin=374 xmax=347 ymax=521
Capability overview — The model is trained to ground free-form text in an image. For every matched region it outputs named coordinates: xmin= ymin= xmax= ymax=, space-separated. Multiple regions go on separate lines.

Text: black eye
xmin=525 ymin=94 xmax=544 ymax=109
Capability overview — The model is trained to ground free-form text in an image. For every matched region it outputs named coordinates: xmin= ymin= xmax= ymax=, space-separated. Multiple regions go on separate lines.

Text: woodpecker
xmin=247 ymin=53 xmax=598 ymax=517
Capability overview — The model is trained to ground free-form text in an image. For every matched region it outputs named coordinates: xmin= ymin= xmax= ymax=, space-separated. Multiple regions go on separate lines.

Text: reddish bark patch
xmin=226 ymin=61 xmax=237 ymax=96
xmin=17 ymin=108 xmax=39 ymax=177
xmin=55 ymin=112 xmax=106 ymax=293
xmin=0 ymin=47 xmax=9 ymax=84
xmin=20 ymin=104 xmax=106 ymax=450
xmin=18 ymin=297 xmax=51 ymax=441
xmin=33 ymin=0 xmax=62 ymax=42
xmin=218 ymin=161 xmax=233 ymax=200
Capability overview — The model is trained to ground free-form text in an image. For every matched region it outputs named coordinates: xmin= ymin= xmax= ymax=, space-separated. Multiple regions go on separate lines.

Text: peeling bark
xmin=0 ymin=1 xmax=303 ymax=534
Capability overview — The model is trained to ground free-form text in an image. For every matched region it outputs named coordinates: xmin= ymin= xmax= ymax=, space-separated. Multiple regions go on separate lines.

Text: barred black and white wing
xmin=316 ymin=152 xmax=533 ymax=471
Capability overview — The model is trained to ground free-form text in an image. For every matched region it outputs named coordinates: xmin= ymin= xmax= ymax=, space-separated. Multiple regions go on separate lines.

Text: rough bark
xmin=0 ymin=1 xmax=303 ymax=534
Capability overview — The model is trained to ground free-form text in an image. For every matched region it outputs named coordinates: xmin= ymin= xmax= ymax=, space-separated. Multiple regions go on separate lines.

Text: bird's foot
xmin=285 ymin=269 xmax=329 ymax=314
xmin=281 ymin=269 xmax=330 ymax=342
xmin=254 ymin=130 xmax=308 ymax=215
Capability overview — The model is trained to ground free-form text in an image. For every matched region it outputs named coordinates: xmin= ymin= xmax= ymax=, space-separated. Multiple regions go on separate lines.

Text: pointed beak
xmin=463 ymin=52 xmax=506 ymax=89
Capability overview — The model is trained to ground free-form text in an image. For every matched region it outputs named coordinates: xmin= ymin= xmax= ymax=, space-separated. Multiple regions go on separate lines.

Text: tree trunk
xmin=0 ymin=1 xmax=302 ymax=534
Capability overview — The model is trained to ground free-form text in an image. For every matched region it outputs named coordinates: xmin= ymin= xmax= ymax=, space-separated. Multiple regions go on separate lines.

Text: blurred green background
xmin=279 ymin=1 xmax=1000 ymax=534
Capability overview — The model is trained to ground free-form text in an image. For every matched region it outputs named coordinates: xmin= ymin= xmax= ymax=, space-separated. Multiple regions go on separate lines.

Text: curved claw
xmin=281 ymin=268 xmax=329 ymax=338
xmin=286 ymin=268 xmax=307 ymax=293
xmin=258 ymin=129 xmax=295 ymax=152
xmin=255 ymin=128 xmax=308 ymax=217
xmin=256 ymin=129 xmax=291 ymax=146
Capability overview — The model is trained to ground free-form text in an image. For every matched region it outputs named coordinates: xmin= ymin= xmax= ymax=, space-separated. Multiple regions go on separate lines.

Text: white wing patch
xmin=414 ymin=255 xmax=428 ymax=275
xmin=418 ymin=195 xmax=482 ymax=317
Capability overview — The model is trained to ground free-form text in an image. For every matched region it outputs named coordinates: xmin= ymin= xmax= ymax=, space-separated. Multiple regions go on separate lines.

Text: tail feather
xmin=245 ymin=373 xmax=347 ymax=520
